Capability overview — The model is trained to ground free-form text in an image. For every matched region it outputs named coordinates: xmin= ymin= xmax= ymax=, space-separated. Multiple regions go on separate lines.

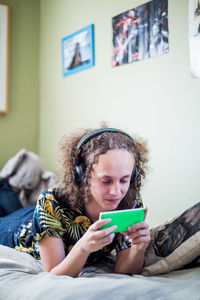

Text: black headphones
xmin=72 ymin=128 xmax=140 ymax=185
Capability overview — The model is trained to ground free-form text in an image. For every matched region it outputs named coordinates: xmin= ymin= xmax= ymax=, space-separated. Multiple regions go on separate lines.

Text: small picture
xmin=62 ymin=24 xmax=95 ymax=77
xmin=112 ymin=0 xmax=169 ymax=67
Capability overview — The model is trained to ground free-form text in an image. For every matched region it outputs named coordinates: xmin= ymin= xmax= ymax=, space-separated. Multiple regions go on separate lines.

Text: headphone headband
xmin=72 ymin=127 xmax=139 ymax=185
xmin=74 ymin=128 xmax=133 ymax=159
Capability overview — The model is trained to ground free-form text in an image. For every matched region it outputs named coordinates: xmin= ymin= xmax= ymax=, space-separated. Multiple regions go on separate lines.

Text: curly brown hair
xmin=55 ymin=127 xmax=149 ymax=210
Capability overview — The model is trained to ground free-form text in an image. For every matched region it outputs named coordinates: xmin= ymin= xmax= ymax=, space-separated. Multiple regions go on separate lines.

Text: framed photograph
xmin=0 ymin=2 xmax=10 ymax=114
xmin=62 ymin=24 xmax=95 ymax=77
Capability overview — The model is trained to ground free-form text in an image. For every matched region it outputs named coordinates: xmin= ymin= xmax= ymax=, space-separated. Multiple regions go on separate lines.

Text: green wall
xmin=0 ymin=0 xmax=40 ymax=169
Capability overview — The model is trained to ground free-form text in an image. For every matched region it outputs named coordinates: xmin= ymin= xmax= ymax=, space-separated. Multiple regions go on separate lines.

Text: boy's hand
xmin=122 ymin=207 xmax=150 ymax=251
xmin=79 ymin=218 xmax=117 ymax=255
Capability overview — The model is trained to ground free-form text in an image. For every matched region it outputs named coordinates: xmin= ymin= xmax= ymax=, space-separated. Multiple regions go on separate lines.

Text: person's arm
xmin=114 ymin=208 xmax=150 ymax=275
xmin=39 ymin=218 xmax=117 ymax=278
xmin=114 ymin=240 xmax=148 ymax=275
xmin=39 ymin=237 xmax=89 ymax=277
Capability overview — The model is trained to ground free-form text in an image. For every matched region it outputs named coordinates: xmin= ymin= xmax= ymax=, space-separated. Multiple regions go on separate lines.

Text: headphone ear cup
xmin=72 ymin=169 xmax=78 ymax=183
xmin=72 ymin=161 xmax=86 ymax=184
xmin=131 ymin=168 xmax=140 ymax=184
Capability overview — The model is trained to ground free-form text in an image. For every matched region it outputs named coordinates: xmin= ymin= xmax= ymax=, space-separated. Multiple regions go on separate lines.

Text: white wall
xmin=39 ymin=0 xmax=200 ymax=227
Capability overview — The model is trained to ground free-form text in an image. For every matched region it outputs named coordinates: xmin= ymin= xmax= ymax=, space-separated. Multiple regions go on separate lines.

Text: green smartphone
xmin=99 ymin=208 xmax=145 ymax=233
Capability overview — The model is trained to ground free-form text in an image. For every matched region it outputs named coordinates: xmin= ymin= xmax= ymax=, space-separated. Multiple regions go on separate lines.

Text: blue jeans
xmin=0 ymin=179 xmax=23 ymax=217
xmin=0 ymin=206 xmax=35 ymax=248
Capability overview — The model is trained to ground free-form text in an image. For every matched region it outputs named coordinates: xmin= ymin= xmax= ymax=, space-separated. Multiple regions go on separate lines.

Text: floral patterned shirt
xmin=15 ymin=188 xmax=143 ymax=264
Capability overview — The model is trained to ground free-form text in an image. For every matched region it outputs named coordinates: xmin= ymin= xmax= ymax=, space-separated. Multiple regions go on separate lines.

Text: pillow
xmin=142 ymin=202 xmax=200 ymax=276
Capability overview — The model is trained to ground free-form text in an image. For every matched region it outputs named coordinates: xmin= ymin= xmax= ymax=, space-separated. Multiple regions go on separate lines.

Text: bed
xmin=0 ymin=245 xmax=200 ymax=300
xmin=1 ymin=153 xmax=200 ymax=299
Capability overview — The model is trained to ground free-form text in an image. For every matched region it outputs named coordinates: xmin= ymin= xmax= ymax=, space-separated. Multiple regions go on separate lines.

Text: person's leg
xmin=0 ymin=179 xmax=23 ymax=217
xmin=0 ymin=206 xmax=35 ymax=248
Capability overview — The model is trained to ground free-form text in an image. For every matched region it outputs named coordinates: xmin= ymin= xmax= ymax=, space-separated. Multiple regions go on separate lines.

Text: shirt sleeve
xmin=31 ymin=189 xmax=65 ymax=242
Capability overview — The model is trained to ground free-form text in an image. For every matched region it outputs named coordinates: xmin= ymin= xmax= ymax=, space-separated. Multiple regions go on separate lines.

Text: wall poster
xmin=189 ymin=0 xmax=200 ymax=78
xmin=112 ymin=0 xmax=169 ymax=67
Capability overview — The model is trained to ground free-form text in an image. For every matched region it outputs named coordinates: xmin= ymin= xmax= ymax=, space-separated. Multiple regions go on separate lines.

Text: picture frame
xmin=62 ymin=24 xmax=95 ymax=77
xmin=0 ymin=2 xmax=10 ymax=114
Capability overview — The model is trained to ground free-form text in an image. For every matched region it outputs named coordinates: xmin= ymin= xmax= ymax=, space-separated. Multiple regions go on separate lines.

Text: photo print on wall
xmin=189 ymin=0 xmax=200 ymax=77
xmin=62 ymin=24 xmax=95 ymax=77
xmin=112 ymin=0 xmax=169 ymax=67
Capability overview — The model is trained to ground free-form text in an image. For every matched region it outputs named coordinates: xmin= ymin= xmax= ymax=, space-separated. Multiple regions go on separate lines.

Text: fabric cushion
xmin=142 ymin=202 xmax=200 ymax=276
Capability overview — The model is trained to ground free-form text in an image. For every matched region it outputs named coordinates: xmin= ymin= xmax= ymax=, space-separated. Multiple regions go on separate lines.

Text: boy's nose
xmin=109 ymin=182 xmax=120 ymax=195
